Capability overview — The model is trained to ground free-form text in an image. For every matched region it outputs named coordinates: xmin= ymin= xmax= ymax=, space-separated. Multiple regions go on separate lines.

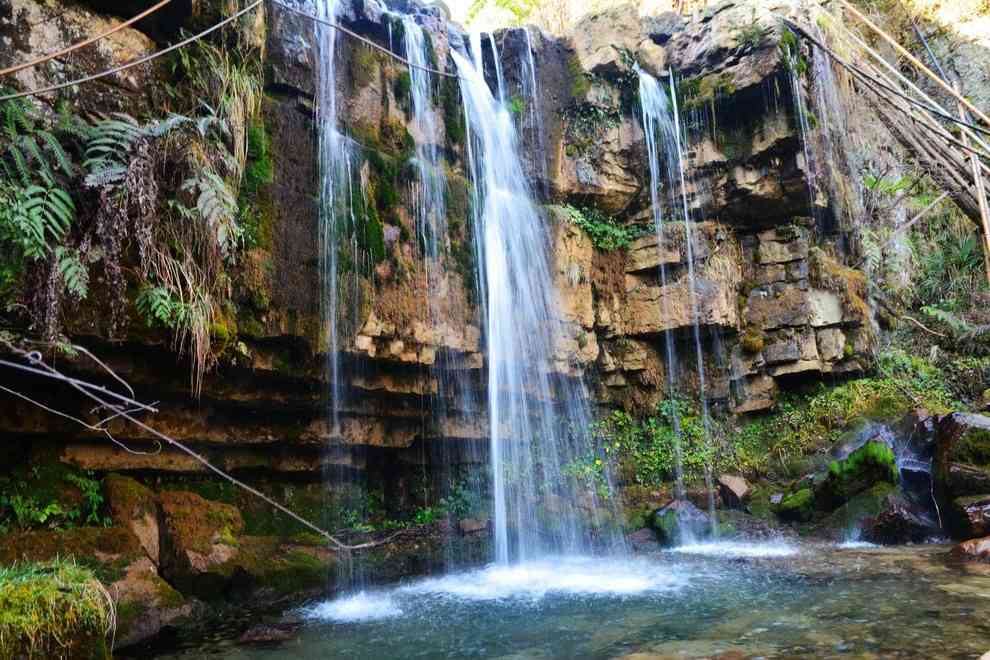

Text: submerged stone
xmin=651 ymin=499 xmax=711 ymax=546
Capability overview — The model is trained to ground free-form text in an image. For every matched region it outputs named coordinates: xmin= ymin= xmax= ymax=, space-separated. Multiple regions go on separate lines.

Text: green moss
xmin=394 ymin=71 xmax=412 ymax=112
xmin=239 ymin=117 xmax=276 ymax=250
xmin=777 ymin=487 xmax=814 ymax=522
xmin=441 ymin=75 xmax=465 ymax=147
xmin=741 ymin=326 xmax=765 ymax=354
xmin=350 ymin=44 xmax=380 ymax=89
xmin=567 ymin=54 xmax=590 ymax=99
xmin=951 ymin=428 xmax=990 ymax=467
xmin=0 ymin=559 xmax=112 ymax=659
xmin=682 ymin=73 xmax=736 ymax=111
xmin=160 ymin=491 xmax=244 ymax=555
xmin=733 ymin=349 xmax=958 ymax=477
xmin=816 ymin=441 xmax=899 ymax=510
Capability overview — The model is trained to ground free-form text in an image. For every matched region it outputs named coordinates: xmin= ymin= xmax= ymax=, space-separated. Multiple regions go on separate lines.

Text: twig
xmin=901 ymin=315 xmax=947 ymax=338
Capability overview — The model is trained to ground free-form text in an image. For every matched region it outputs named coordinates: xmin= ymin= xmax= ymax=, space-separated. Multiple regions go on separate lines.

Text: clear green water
xmin=149 ymin=544 xmax=990 ymax=659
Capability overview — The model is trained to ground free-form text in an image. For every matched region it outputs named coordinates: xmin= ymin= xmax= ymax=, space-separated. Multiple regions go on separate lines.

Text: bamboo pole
xmin=818 ymin=8 xmax=990 ymax=158
xmin=956 ymin=82 xmax=990 ymax=286
xmin=837 ymin=0 xmax=990 ymax=128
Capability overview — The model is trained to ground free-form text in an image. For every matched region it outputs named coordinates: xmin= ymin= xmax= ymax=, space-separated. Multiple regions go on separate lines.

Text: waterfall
xmin=638 ymin=69 xmax=718 ymax=537
xmin=638 ymin=70 xmax=687 ymax=502
xmin=402 ymin=17 xmax=447 ymax=262
xmin=521 ymin=27 xmax=548 ymax=193
xmin=315 ymin=0 xmax=348 ymax=435
xmin=786 ymin=45 xmax=821 ymax=225
xmin=452 ymin=48 xmax=623 ymax=564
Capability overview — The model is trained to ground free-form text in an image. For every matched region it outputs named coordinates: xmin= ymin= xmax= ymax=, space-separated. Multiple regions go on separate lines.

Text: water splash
xmin=304 ymin=591 xmax=403 ymax=622
xmin=453 ymin=47 xmax=623 ymax=564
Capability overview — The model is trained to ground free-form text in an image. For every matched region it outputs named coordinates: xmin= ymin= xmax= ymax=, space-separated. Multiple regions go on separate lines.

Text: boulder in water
xmin=935 ymin=413 xmax=990 ymax=501
xmin=627 ymin=527 xmax=661 ymax=552
xmin=718 ymin=474 xmax=751 ymax=509
xmin=651 ymin=499 xmax=711 ymax=546
xmin=947 ymin=494 xmax=990 ymax=540
xmin=861 ymin=493 xmax=937 ymax=545
xmin=951 ymin=535 xmax=990 ymax=562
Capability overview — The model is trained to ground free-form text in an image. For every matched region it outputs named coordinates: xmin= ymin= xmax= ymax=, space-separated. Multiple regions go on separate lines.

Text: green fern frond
xmin=54 ymin=246 xmax=89 ymax=299
xmin=39 ymin=130 xmax=75 ymax=177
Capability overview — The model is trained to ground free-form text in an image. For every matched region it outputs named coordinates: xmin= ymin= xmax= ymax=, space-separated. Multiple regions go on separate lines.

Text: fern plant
xmin=0 ymin=184 xmax=74 ymax=259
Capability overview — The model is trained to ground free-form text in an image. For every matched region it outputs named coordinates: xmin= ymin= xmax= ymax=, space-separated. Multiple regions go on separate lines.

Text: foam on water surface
xmin=304 ymin=557 xmax=688 ymax=622
xmin=400 ymin=556 xmax=687 ymax=601
xmin=667 ymin=542 xmax=799 ymax=558
xmin=303 ymin=591 xmax=403 ymax=623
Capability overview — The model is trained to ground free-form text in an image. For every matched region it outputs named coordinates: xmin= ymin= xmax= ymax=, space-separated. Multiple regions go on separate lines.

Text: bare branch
xmin=0 ymin=339 xmax=409 ymax=553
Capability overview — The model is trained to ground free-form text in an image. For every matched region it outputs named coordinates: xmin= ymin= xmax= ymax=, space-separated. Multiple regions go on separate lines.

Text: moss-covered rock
xmin=104 ymin=474 xmax=160 ymax=563
xmin=815 ymin=441 xmax=899 ymax=511
xmin=0 ymin=527 xmax=141 ymax=566
xmin=650 ymin=499 xmax=711 ymax=546
xmin=112 ymin=557 xmax=191 ymax=648
xmin=776 ymin=487 xmax=814 ymax=522
xmin=158 ymin=491 xmax=244 ymax=596
xmin=0 ymin=560 xmax=112 ymax=659
xmin=935 ymin=413 xmax=990 ymax=502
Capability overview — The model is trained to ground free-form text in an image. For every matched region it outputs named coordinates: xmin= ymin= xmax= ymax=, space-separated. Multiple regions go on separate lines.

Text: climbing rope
xmin=0 ymin=0 xmax=461 ymax=103
xmin=0 ymin=0 xmax=173 ymax=78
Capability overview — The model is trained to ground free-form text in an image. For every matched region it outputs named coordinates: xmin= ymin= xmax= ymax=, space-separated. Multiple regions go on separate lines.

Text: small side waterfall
xmin=453 ymin=48 xmax=623 ymax=563
xmin=402 ymin=17 xmax=447 ymax=262
xmin=316 ymin=0 xmax=348 ymax=434
xmin=520 ymin=27 xmax=548 ymax=192
xmin=638 ymin=68 xmax=719 ymax=538
xmin=638 ymin=71 xmax=687 ymax=502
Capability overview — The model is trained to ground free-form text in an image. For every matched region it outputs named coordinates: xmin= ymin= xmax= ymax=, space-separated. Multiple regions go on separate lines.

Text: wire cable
xmin=0 ymin=0 xmax=264 ymax=102
xmin=0 ymin=0 xmax=463 ymax=103
xmin=268 ymin=0 xmax=460 ymax=79
xmin=0 ymin=0 xmax=173 ymax=78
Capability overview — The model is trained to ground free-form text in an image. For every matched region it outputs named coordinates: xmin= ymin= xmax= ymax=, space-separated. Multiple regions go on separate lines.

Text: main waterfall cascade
xmin=453 ymin=44 xmax=625 ymax=563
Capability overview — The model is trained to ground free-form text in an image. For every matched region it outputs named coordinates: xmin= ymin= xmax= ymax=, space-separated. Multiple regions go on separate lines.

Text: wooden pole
xmin=838 ymin=0 xmax=990 ymax=129
xmin=957 ymin=82 xmax=990 ymax=286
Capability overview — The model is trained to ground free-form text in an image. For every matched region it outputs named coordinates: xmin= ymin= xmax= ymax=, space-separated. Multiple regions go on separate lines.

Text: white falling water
xmin=638 ymin=69 xmax=718 ymax=536
xmin=786 ymin=45 xmax=821 ymax=223
xmin=402 ymin=16 xmax=447 ymax=261
xmin=521 ymin=27 xmax=548 ymax=193
xmin=638 ymin=70 xmax=687 ymax=501
xmin=316 ymin=0 xmax=349 ymax=433
xmin=452 ymin=48 xmax=623 ymax=564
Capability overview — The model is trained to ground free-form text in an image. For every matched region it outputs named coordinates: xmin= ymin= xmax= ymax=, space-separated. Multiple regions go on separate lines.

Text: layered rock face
xmin=0 ymin=0 xmax=874 ymax=490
